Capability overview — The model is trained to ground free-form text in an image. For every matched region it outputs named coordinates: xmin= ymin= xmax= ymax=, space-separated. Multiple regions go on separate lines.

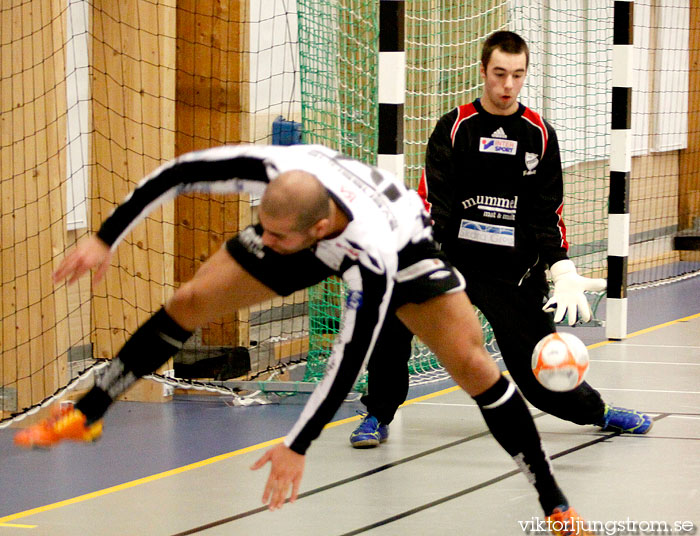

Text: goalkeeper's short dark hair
xmin=481 ymin=31 xmax=530 ymax=69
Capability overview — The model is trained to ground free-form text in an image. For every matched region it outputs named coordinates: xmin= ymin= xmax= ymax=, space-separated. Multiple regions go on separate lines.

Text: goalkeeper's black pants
xmin=362 ymin=271 xmax=606 ymax=426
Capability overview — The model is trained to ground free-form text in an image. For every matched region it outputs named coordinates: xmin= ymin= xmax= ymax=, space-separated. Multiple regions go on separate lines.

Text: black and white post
xmin=377 ymin=0 xmax=405 ymax=183
xmin=607 ymin=0 xmax=634 ymax=340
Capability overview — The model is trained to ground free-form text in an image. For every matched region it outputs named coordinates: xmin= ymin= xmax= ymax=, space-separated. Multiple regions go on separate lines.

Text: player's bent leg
xmin=471 ymin=283 xmax=607 ymax=426
xmin=397 ymin=292 xmax=591 ymax=523
xmin=166 ymin=245 xmax=279 ymax=331
xmin=395 ymin=291 xmax=500 ymax=396
xmin=16 ymin=247 xmax=279 ymax=450
xmin=474 ymin=278 xmax=651 ymax=436
xmin=15 ymin=305 xmax=192 ymax=449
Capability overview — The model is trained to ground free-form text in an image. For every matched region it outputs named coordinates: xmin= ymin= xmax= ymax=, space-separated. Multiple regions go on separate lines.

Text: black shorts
xmin=225 ymin=224 xmax=465 ymax=304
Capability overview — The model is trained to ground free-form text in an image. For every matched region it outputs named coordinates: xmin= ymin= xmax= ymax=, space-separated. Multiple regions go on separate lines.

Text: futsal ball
xmin=531 ymin=332 xmax=589 ymax=392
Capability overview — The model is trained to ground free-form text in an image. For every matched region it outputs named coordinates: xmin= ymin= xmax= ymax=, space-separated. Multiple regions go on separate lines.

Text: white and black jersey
xmin=97 ymin=144 xmax=430 ymax=270
xmin=94 ymin=144 xmax=461 ymax=454
xmin=418 ymin=99 xmax=570 ymax=284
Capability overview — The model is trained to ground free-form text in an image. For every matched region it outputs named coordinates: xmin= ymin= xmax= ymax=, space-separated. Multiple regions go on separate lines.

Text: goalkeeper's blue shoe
xmin=598 ymin=404 xmax=653 ymax=434
xmin=350 ymin=414 xmax=389 ymax=448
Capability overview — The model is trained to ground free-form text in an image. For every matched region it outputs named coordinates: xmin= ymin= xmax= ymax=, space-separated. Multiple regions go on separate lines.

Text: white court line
xmin=590 ymin=359 xmax=700 ymax=366
xmin=596 ymin=387 xmax=700 ymax=395
xmin=612 ymin=343 xmax=700 ymax=349
xmin=414 ymin=385 xmax=700 ymax=406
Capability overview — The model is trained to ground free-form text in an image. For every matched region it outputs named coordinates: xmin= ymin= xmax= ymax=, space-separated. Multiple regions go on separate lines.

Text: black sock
xmin=76 ymin=307 xmax=192 ymax=423
xmin=474 ymin=375 xmax=567 ymax=515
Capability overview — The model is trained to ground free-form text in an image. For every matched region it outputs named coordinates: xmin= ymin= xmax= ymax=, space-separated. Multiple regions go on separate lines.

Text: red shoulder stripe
xmin=555 ymin=202 xmax=569 ymax=251
xmin=450 ymin=103 xmax=478 ymax=147
xmin=522 ymin=107 xmax=548 ymax=155
xmin=417 ymin=168 xmax=432 ymax=213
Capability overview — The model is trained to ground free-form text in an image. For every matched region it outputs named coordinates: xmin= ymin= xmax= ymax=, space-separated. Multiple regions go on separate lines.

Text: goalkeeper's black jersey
xmin=418 ymin=98 xmax=570 ymax=284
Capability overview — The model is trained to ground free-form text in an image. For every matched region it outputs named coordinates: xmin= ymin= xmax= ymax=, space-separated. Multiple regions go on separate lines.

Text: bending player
xmin=350 ymin=30 xmax=652 ymax=450
xmin=17 ymin=144 xmax=590 ymax=533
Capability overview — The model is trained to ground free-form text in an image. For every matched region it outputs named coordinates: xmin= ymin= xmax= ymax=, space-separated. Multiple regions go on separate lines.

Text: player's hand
xmin=250 ymin=443 xmax=305 ymax=511
xmin=52 ymin=235 xmax=113 ymax=286
xmin=543 ymin=260 xmax=606 ymax=325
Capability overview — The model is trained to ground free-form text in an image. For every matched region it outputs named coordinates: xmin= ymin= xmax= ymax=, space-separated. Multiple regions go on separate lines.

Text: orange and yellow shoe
xmin=546 ymin=506 xmax=593 ymax=536
xmin=14 ymin=405 xmax=103 ymax=449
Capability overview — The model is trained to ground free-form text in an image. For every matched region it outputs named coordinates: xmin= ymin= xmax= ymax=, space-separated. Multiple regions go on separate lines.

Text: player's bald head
xmin=260 ymin=170 xmax=331 ymax=231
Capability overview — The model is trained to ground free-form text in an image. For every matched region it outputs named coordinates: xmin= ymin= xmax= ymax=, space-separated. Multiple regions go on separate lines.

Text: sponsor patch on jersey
xmin=479 ymin=137 xmax=517 ymax=155
xmin=458 ymin=219 xmax=515 ymax=247
xmin=525 ymin=152 xmax=539 ymax=170
xmin=346 ymin=290 xmax=363 ymax=310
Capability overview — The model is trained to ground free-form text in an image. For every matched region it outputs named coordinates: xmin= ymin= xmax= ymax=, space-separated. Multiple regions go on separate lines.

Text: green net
xmin=510 ymin=2 xmax=611 ymax=281
xmin=405 ymin=1 xmax=510 ymax=190
xmin=296 ymin=0 xmax=379 ymax=390
xmin=296 ymin=1 xmax=504 ymax=391
xmin=297 ymin=0 xmax=379 ymax=161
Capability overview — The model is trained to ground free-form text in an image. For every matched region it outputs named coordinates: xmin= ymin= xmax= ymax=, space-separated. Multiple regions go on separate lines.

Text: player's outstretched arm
xmin=250 ymin=443 xmax=305 ymax=511
xmin=52 ymin=235 xmax=113 ymax=286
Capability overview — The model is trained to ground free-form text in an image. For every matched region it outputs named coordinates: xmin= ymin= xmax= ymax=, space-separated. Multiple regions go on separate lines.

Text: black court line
xmin=337 ymin=432 xmax=625 ymax=536
xmin=620 ymin=435 xmax=700 ymax=441
xmin=169 ymin=413 xmax=672 ymax=536
xmin=338 ymin=413 xmax=672 ymax=536
xmin=169 ymin=413 xmax=674 ymax=535
xmin=652 ymin=411 xmax=700 ymax=416
xmin=168 ymin=414 xmax=544 ymax=536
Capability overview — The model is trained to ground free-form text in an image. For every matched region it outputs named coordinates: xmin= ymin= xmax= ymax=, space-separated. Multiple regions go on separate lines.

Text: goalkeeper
xmin=350 ymin=31 xmax=652 ymax=449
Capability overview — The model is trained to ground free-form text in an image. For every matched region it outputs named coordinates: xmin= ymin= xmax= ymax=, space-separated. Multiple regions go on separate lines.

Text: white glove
xmin=542 ymin=259 xmax=606 ymax=325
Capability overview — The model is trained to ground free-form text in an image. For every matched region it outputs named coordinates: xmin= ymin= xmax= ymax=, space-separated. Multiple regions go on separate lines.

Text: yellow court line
xmin=0 ymin=523 xmax=36 ymax=528
xmin=586 ymin=311 xmax=700 ymax=350
xmin=293 ymin=386 xmax=464 ymax=436
xmin=2 ymin=310 xmax=698 ymax=524
xmin=0 ymin=437 xmax=283 ymax=524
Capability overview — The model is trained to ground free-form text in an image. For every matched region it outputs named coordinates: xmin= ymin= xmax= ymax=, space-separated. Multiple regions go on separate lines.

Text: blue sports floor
xmin=1 ymin=274 xmax=698 ymax=535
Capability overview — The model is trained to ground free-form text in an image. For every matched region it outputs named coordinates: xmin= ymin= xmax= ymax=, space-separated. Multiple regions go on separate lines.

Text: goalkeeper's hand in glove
xmin=542 ymin=259 xmax=606 ymax=325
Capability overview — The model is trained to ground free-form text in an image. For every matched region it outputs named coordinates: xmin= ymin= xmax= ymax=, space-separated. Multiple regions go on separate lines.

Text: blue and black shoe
xmin=349 ymin=414 xmax=389 ymax=448
xmin=599 ymin=404 xmax=653 ymax=434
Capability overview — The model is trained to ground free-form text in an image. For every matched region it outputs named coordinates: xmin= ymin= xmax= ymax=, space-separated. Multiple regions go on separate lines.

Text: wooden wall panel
xmin=1 ymin=0 xmax=253 ymax=412
xmin=90 ymin=1 xmax=177 ymax=402
xmin=174 ymin=0 xmax=250 ymax=347
xmin=563 ymin=150 xmax=686 ymax=274
xmin=678 ymin=2 xmax=700 ymax=260
xmin=0 ymin=0 xmax=69 ymax=414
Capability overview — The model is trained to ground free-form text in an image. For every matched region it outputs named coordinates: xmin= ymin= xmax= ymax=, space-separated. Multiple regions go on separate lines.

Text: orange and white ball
xmin=531 ymin=332 xmax=589 ymax=392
